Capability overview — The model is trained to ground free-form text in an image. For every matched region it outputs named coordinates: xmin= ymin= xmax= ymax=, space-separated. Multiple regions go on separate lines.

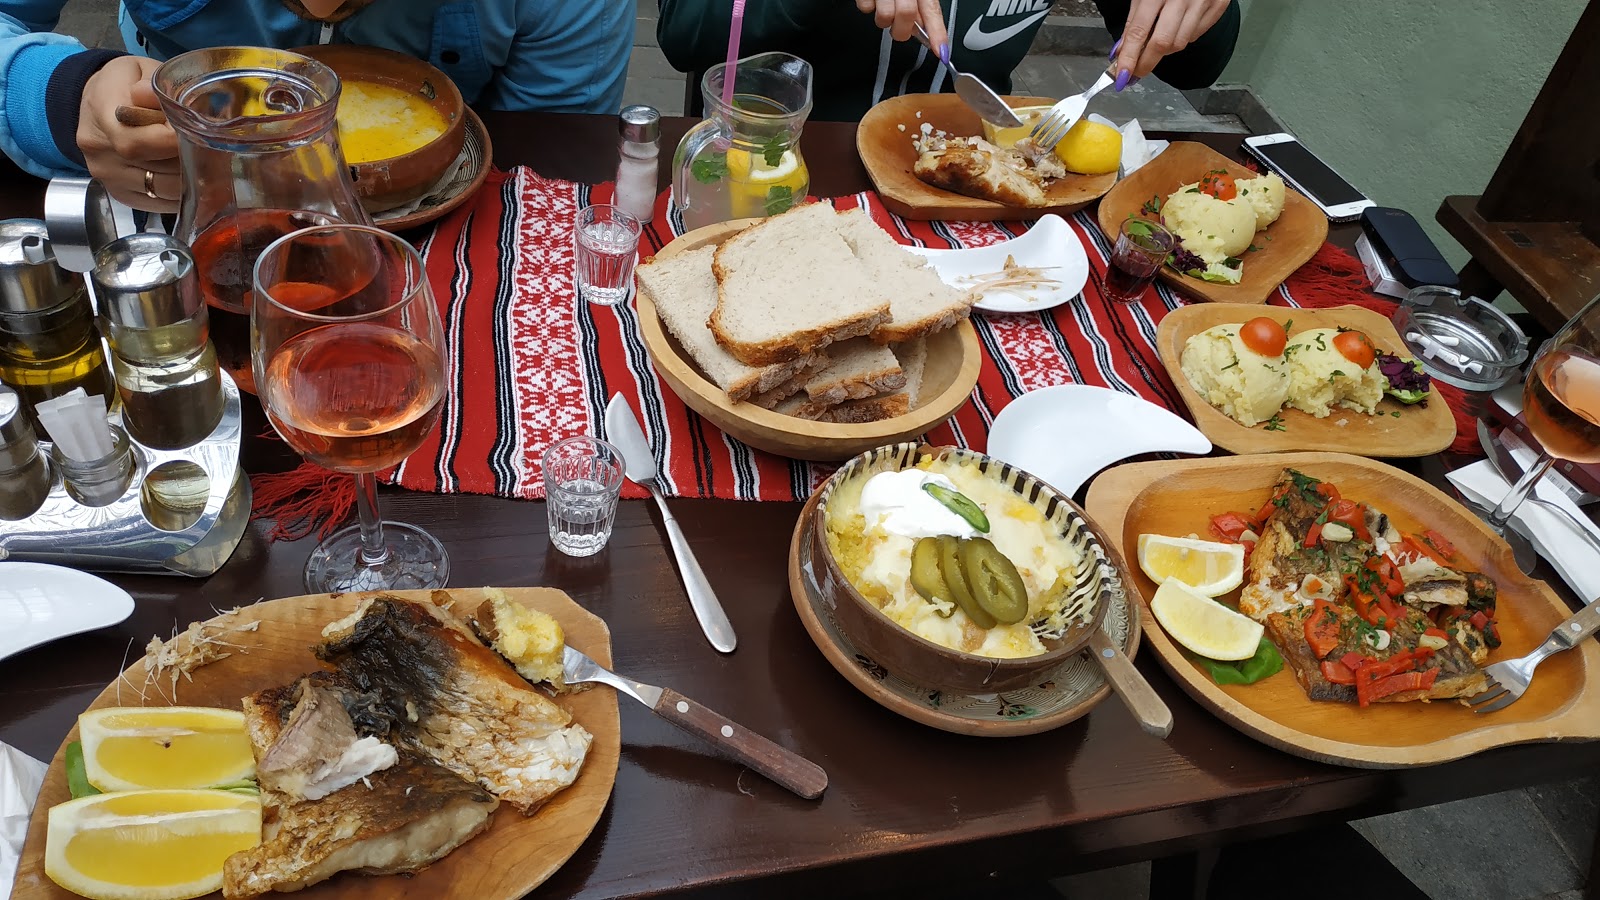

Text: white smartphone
xmin=1242 ymin=133 xmax=1374 ymax=222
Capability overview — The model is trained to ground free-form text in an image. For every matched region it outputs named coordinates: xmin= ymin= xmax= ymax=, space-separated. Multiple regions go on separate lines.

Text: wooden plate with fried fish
xmin=857 ymin=93 xmax=1117 ymax=221
xmin=12 ymin=587 xmax=620 ymax=900
xmin=1085 ymin=453 xmax=1600 ymax=768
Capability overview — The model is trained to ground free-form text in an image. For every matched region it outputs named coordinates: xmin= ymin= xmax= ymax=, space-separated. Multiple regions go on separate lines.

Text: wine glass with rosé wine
xmin=1486 ymin=293 xmax=1600 ymax=534
xmin=252 ymin=224 xmax=450 ymax=593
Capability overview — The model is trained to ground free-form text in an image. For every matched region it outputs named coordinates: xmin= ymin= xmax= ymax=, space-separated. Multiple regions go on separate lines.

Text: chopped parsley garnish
xmin=1314 ymin=333 xmax=1328 ymax=351
xmin=1221 ymin=359 xmax=1240 ymax=371
xmin=1141 ymin=194 xmax=1163 ymax=216
xmin=1265 ymin=414 xmax=1287 ymax=432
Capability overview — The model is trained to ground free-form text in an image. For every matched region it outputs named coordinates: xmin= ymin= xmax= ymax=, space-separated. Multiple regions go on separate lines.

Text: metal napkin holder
xmin=0 ymin=178 xmax=250 ymax=576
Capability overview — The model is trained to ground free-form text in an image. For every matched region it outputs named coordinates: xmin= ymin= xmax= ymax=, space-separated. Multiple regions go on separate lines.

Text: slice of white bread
xmin=803 ymin=339 xmax=905 ymax=405
xmin=815 ymin=391 xmax=911 ymax=424
xmin=709 ymin=203 xmax=892 ymax=366
xmin=772 ymin=391 xmax=841 ymax=420
xmin=835 ymin=208 xmax=976 ymax=344
xmin=637 ymin=245 xmax=820 ymax=400
xmin=891 ymin=338 xmax=929 ymax=409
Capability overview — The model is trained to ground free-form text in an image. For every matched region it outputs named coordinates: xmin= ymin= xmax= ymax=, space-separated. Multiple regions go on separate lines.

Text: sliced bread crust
xmin=835 ymin=208 xmax=976 ymax=344
xmin=803 ymin=339 xmax=906 ymax=405
xmin=891 ymin=338 xmax=929 ymax=409
xmin=709 ymin=202 xmax=891 ymax=366
xmin=814 ymin=391 xmax=911 ymax=424
xmin=746 ymin=357 xmax=827 ymax=409
xmin=637 ymin=245 xmax=818 ymax=400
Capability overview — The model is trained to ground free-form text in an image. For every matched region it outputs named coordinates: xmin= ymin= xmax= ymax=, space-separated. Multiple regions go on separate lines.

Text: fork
xmin=1028 ymin=64 xmax=1117 ymax=155
xmin=1467 ymin=598 xmax=1600 ymax=713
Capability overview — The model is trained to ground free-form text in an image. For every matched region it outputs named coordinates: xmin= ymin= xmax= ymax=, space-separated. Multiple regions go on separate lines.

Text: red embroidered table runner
xmin=262 ymin=166 xmax=1472 ymax=517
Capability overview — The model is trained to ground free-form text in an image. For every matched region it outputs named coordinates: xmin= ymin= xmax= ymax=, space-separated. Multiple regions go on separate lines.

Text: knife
xmin=563 ymin=645 xmax=828 ymax=799
xmin=604 ymin=394 xmax=737 ymax=653
xmin=912 ymin=22 xmax=1023 ymax=128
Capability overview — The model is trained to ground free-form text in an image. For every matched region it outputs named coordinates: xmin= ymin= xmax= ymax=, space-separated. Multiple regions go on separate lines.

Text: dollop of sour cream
xmin=858 ymin=469 xmax=979 ymax=540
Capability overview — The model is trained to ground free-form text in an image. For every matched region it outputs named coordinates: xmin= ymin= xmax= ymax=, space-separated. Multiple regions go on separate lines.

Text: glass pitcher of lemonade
xmin=673 ymin=52 xmax=813 ymax=233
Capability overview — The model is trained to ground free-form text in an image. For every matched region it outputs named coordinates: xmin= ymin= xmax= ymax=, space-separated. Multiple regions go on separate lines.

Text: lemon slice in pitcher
xmin=46 ymin=789 xmax=262 ymax=900
xmin=79 ymin=707 xmax=255 ymax=793
xmin=726 ymin=147 xmax=809 ymax=218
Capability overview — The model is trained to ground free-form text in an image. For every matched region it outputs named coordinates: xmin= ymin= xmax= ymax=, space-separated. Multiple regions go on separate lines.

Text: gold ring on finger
xmin=143 ymin=169 xmax=159 ymax=200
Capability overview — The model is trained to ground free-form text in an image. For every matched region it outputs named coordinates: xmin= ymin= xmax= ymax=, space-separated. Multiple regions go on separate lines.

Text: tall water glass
xmin=574 ymin=205 xmax=641 ymax=306
xmin=543 ymin=436 xmax=624 ymax=557
xmin=252 ymin=224 xmax=449 ymax=592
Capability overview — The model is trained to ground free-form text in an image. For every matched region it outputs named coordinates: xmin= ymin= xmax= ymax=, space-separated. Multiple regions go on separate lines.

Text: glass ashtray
xmin=1392 ymin=286 xmax=1529 ymax=391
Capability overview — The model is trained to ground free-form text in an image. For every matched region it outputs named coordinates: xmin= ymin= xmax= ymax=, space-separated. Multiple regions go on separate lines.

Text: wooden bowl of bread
xmin=636 ymin=203 xmax=982 ymax=462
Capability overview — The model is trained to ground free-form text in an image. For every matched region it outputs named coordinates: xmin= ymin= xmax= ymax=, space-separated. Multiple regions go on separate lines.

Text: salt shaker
xmin=615 ymin=105 xmax=661 ymax=224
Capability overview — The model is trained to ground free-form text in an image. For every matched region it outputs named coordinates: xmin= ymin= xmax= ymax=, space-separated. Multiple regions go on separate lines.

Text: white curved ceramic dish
xmin=0 ymin=562 xmax=135 ymax=662
xmin=907 ymin=214 xmax=1089 ymax=314
xmin=987 ymin=384 xmax=1213 ymax=497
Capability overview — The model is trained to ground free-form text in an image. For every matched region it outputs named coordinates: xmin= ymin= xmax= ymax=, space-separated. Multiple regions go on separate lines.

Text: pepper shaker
xmin=615 ymin=105 xmax=661 ymax=224
xmin=0 ymin=385 xmax=50 ymax=520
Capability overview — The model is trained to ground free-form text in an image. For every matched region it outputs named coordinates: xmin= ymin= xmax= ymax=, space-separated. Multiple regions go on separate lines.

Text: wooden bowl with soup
xmin=297 ymin=44 xmax=466 ymax=212
xmin=810 ymin=442 xmax=1133 ymax=693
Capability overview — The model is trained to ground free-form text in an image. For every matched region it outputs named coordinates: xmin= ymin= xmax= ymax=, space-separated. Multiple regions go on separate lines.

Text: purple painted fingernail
xmin=1114 ymin=69 xmax=1131 ymax=91
xmin=939 ymin=42 xmax=950 ymax=65
xmin=1109 ymin=38 xmax=1122 ymax=60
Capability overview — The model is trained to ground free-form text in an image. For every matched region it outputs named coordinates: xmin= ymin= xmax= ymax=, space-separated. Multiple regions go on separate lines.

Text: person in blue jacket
xmin=0 ymin=0 xmax=634 ymax=210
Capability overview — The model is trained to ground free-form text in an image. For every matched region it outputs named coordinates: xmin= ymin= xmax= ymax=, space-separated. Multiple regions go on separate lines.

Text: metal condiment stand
xmin=0 ymin=179 xmax=249 ymax=576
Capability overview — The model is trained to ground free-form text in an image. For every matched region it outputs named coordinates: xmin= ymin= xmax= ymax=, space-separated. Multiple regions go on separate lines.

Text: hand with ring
xmin=77 ymin=56 xmax=180 ymax=212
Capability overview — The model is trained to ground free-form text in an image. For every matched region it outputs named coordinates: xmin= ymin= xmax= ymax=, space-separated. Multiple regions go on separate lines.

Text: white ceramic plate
xmin=907 ymin=214 xmax=1089 ymax=314
xmin=0 ymin=562 xmax=135 ymax=662
xmin=987 ymin=384 xmax=1213 ymax=497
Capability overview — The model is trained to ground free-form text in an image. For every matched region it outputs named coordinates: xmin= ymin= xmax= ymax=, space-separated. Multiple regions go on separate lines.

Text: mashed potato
xmin=1161 ymin=173 xmax=1288 ymax=265
xmin=1160 ymin=188 xmax=1257 ymax=263
xmin=1238 ymin=172 xmax=1287 ymax=231
xmin=1284 ymin=328 xmax=1386 ymax=417
xmin=1180 ymin=324 xmax=1290 ymax=427
xmin=824 ymin=457 xmax=1086 ymax=659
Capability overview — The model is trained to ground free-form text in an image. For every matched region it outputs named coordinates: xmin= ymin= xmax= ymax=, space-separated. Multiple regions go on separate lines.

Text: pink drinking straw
xmin=720 ymin=0 xmax=746 ymax=108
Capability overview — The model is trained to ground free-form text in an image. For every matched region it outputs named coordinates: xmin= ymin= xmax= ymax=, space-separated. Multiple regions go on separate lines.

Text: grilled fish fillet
xmin=913 ymin=143 xmax=1048 ymax=208
xmin=316 ymin=595 xmax=592 ymax=814
xmin=224 ymin=674 xmax=498 ymax=898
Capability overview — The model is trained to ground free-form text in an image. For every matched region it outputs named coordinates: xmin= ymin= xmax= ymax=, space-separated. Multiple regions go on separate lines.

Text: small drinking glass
xmin=543 ymin=436 xmax=624 ymax=557
xmin=1102 ymin=217 xmax=1174 ymax=303
xmin=574 ymin=205 xmax=641 ymax=306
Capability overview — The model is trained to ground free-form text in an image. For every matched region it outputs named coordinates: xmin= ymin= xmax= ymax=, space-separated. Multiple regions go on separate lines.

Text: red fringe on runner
xmin=250 ymin=462 xmax=356 ymax=542
xmin=1285 ymin=243 xmax=1484 ymax=457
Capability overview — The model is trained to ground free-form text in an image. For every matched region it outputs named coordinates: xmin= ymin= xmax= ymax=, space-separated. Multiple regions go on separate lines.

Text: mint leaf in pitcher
xmin=761 ymin=134 xmax=788 ymax=168
xmin=765 ymin=185 xmax=795 ymax=216
xmin=691 ymin=153 xmax=727 ymax=184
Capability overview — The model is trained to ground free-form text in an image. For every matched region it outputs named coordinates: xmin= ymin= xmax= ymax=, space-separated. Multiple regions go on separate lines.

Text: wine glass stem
xmin=1490 ymin=452 xmax=1557 ymax=527
xmin=353 ymin=472 xmax=391 ymax=567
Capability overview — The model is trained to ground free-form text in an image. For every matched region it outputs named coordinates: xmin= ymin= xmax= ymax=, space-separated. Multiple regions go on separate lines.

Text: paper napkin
xmin=1448 ymin=443 xmax=1600 ymax=602
xmin=1086 ymin=114 xmax=1168 ymax=175
xmin=0 ymin=741 xmax=47 ymax=896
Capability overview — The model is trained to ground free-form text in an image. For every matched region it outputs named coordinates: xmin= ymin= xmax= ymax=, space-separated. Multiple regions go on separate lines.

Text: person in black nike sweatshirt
xmin=657 ymin=0 xmax=1241 ymax=122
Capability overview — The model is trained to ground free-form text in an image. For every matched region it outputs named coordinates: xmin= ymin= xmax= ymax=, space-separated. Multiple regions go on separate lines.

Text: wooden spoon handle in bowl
xmin=654 ymin=687 xmax=829 ymax=800
xmin=1087 ymin=628 xmax=1173 ymax=738
xmin=114 ymin=105 xmax=168 ymax=128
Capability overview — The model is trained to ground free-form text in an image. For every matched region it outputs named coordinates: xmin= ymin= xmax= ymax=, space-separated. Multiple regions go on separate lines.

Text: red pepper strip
xmin=1422 ymin=529 xmax=1459 ymax=561
xmin=1363 ymin=669 xmax=1440 ymax=705
xmin=1242 ymin=541 xmax=1257 ymax=557
xmin=1470 ymin=610 xmax=1490 ymax=630
xmin=1402 ymin=534 xmax=1454 ymax=568
xmin=1341 ymin=651 xmax=1368 ymax=671
xmin=1254 ymin=487 xmax=1286 ymax=526
xmin=1303 ymin=522 xmax=1324 ymax=549
xmin=1374 ymin=595 xmax=1403 ymax=626
xmin=1353 ymin=653 xmax=1422 ymax=707
xmin=1321 ymin=659 xmax=1357 ymax=685
xmin=1328 ymin=500 xmax=1371 ymax=542
xmin=1314 ymin=482 xmax=1341 ymax=504
xmin=1209 ymin=512 xmax=1255 ymax=544
xmin=1423 ymin=627 xmax=1448 ymax=640
xmin=1304 ymin=598 xmax=1342 ymax=659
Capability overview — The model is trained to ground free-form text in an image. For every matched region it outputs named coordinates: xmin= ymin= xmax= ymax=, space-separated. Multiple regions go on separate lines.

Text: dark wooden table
xmin=2 ymin=115 xmax=1596 ymax=900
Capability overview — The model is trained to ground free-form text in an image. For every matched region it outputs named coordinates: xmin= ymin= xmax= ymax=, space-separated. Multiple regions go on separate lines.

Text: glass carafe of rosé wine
xmin=154 ymin=46 xmax=371 ymax=394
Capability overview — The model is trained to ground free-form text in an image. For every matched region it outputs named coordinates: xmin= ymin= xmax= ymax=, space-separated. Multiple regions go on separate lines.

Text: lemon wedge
xmin=980 ymin=105 xmax=1053 ymax=150
xmin=46 ymin=789 xmax=262 ymax=900
xmin=1054 ymin=119 xmax=1122 ymax=175
xmin=1136 ymin=534 xmax=1245 ymax=597
xmin=1150 ymin=577 xmax=1264 ymax=661
xmin=726 ymin=147 xmax=809 ymax=218
xmin=79 ymin=707 xmax=254 ymax=793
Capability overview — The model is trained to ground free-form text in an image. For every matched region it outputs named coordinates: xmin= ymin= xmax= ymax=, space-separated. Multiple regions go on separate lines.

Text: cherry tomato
xmin=1332 ymin=330 xmax=1377 ymax=368
xmin=1199 ymin=171 xmax=1238 ymax=201
xmin=1238 ymin=316 xmax=1287 ymax=357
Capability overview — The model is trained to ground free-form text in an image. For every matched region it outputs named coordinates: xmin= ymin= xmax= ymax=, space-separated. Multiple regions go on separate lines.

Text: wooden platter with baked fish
xmin=11 ymin=587 xmax=619 ymax=900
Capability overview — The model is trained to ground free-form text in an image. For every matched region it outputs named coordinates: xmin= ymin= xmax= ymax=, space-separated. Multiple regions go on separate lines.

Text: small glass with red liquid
xmin=1102 ymin=217 xmax=1174 ymax=304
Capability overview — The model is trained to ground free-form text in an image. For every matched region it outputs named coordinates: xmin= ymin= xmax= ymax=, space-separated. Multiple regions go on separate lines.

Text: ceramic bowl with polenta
xmin=810 ymin=443 xmax=1130 ymax=693
xmin=298 ymin=44 xmax=467 ymax=212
